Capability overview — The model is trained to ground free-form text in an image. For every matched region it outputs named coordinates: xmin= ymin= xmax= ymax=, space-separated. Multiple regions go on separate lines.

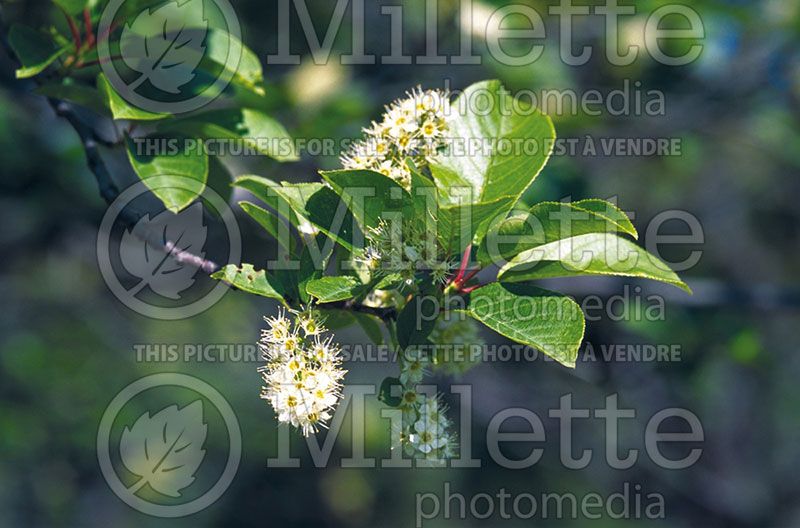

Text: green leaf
xmin=202 ymin=29 xmax=265 ymax=96
xmin=409 ymin=162 xmax=515 ymax=254
xmin=429 ymin=79 xmax=555 ymax=209
xmin=160 ymin=108 xmax=298 ymax=161
xmin=437 ymin=196 xmax=515 ymax=254
xmin=571 ymin=199 xmax=638 ymax=238
xmin=408 ymin=164 xmax=438 ymax=220
xmin=118 ymin=0 xmax=208 ymax=96
xmin=498 ymin=233 xmax=691 ymax=293
xmin=233 ymin=175 xmax=300 ymax=226
xmin=463 ymin=282 xmax=585 ymax=368
xmin=396 ymin=295 xmax=438 ymax=348
xmin=98 ymin=73 xmax=169 ymax=121
xmin=116 ymin=21 xmax=264 ymax=98
xmin=320 ymin=169 xmax=410 ymax=231
xmin=477 ymin=200 xmax=638 ymax=265
xmin=205 ymin=154 xmax=233 ymax=202
xmin=273 ymin=183 xmax=355 ymax=249
xmin=53 ymin=0 xmax=88 ymax=15
xmin=322 ymin=309 xmax=384 ymax=344
xmin=35 ymin=81 xmax=109 ymax=116
xmin=378 ymin=377 xmax=403 ymax=407
xmin=374 ymin=273 xmax=405 ymax=290
xmin=9 ymin=24 xmax=68 ymax=78
xmin=306 ymin=276 xmax=361 ymax=303
xmin=296 ymin=234 xmax=331 ymax=303
xmin=125 ymin=134 xmax=208 ymax=212
xmin=118 ymin=0 xmax=180 ymax=23
xmin=234 ymin=175 xmax=358 ymax=251
xmin=239 ymin=201 xmax=294 ymax=254
xmin=211 ymin=264 xmax=286 ymax=303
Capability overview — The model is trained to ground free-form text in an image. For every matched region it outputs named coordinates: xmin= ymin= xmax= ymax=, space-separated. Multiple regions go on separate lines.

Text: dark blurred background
xmin=2 ymin=0 xmax=800 ymax=526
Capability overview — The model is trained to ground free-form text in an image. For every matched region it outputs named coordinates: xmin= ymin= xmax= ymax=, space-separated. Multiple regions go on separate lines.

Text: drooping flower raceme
xmin=392 ymin=349 xmax=458 ymax=462
xmin=341 ymin=87 xmax=450 ymax=188
xmin=340 ymin=86 xmax=460 ymax=459
xmin=395 ymin=390 xmax=457 ymax=462
xmin=259 ymin=308 xmax=345 ymax=436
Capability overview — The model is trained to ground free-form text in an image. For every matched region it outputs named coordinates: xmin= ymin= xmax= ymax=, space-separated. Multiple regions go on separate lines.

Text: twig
xmin=82 ymin=8 xmax=94 ymax=48
xmin=0 ymin=9 xmax=219 ymax=274
xmin=50 ymin=99 xmax=220 ymax=274
xmin=62 ymin=10 xmax=81 ymax=52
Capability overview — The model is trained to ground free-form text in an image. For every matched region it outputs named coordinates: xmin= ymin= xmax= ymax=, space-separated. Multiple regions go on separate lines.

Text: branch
xmin=52 ymin=99 xmax=221 ymax=274
xmin=0 ymin=8 xmax=219 ymax=274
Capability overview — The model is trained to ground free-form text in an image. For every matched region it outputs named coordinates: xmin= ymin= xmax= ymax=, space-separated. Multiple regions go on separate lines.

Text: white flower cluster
xmin=394 ymin=348 xmax=457 ymax=461
xmin=341 ymin=87 xmax=451 ymax=188
xmin=259 ymin=308 xmax=345 ymax=436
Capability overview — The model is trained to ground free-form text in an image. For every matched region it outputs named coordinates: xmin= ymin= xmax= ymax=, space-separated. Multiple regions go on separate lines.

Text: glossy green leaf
xmin=378 ymin=377 xmax=403 ymax=407
xmin=320 ymin=169 xmax=410 ymax=231
xmin=239 ymin=201 xmax=293 ymax=254
xmin=9 ymin=24 xmax=68 ymax=78
xmin=429 ymin=80 xmax=555 ymax=209
xmin=273 ymin=183 xmax=355 ymax=249
xmin=117 ymin=0 xmax=207 ymax=97
xmin=98 ymin=73 xmax=169 ymax=121
xmin=115 ymin=22 xmax=264 ymax=97
xmin=571 ymin=199 xmax=638 ymax=238
xmin=211 ymin=264 xmax=286 ymax=303
xmin=437 ymin=196 xmax=515 ymax=254
xmin=477 ymin=200 xmax=638 ymax=265
xmin=234 ymin=175 xmax=358 ymax=251
xmin=296 ymin=234 xmax=331 ymax=303
xmin=53 ymin=0 xmax=88 ymax=15
xmin=306 ymin=276 xmax=362 ymax=303
xmin=322 ymin=309 xmax=384 ymax=344
xmin=498 ymin=233 xmax=691 ymax=293
xmin=125 ymin=134 xmax=208 ymax=212
xmin=202 ymin=29 xmax=265 ymax=96
xmin=408 ymin=165 xmax=438 ymax=220
xmin=374 ymin=273 xmax=405 ymax=290
xmin=233 ymin=175 xmax=299 ymax=226
xmin=160 ymin=108 xmax=298 ymax=161
xmin=396 ymin=295 xmax=438 ymax=348
xmin=463 ymin=282 xmax=585 ymax=368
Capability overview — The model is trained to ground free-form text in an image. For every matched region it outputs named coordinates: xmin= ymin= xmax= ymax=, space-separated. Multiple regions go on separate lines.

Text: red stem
xmin=83 ymin=8 xmax=95 ymax=47
xmin=453 ymin=244 xmax=472 ymax=285
xmin=64 ymin=12 xmax=81 ymax=52
xmin=460 ymin=268 xmax=480 ymax=285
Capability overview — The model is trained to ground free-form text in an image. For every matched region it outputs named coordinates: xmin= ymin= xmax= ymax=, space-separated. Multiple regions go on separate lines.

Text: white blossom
xmin=399 ymin=347 xmax=429 ymax=386
xmin=340 ymin=87 xmax=451 ymax=189
xmin=259 ymin=307 xmax=345 ymax=436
